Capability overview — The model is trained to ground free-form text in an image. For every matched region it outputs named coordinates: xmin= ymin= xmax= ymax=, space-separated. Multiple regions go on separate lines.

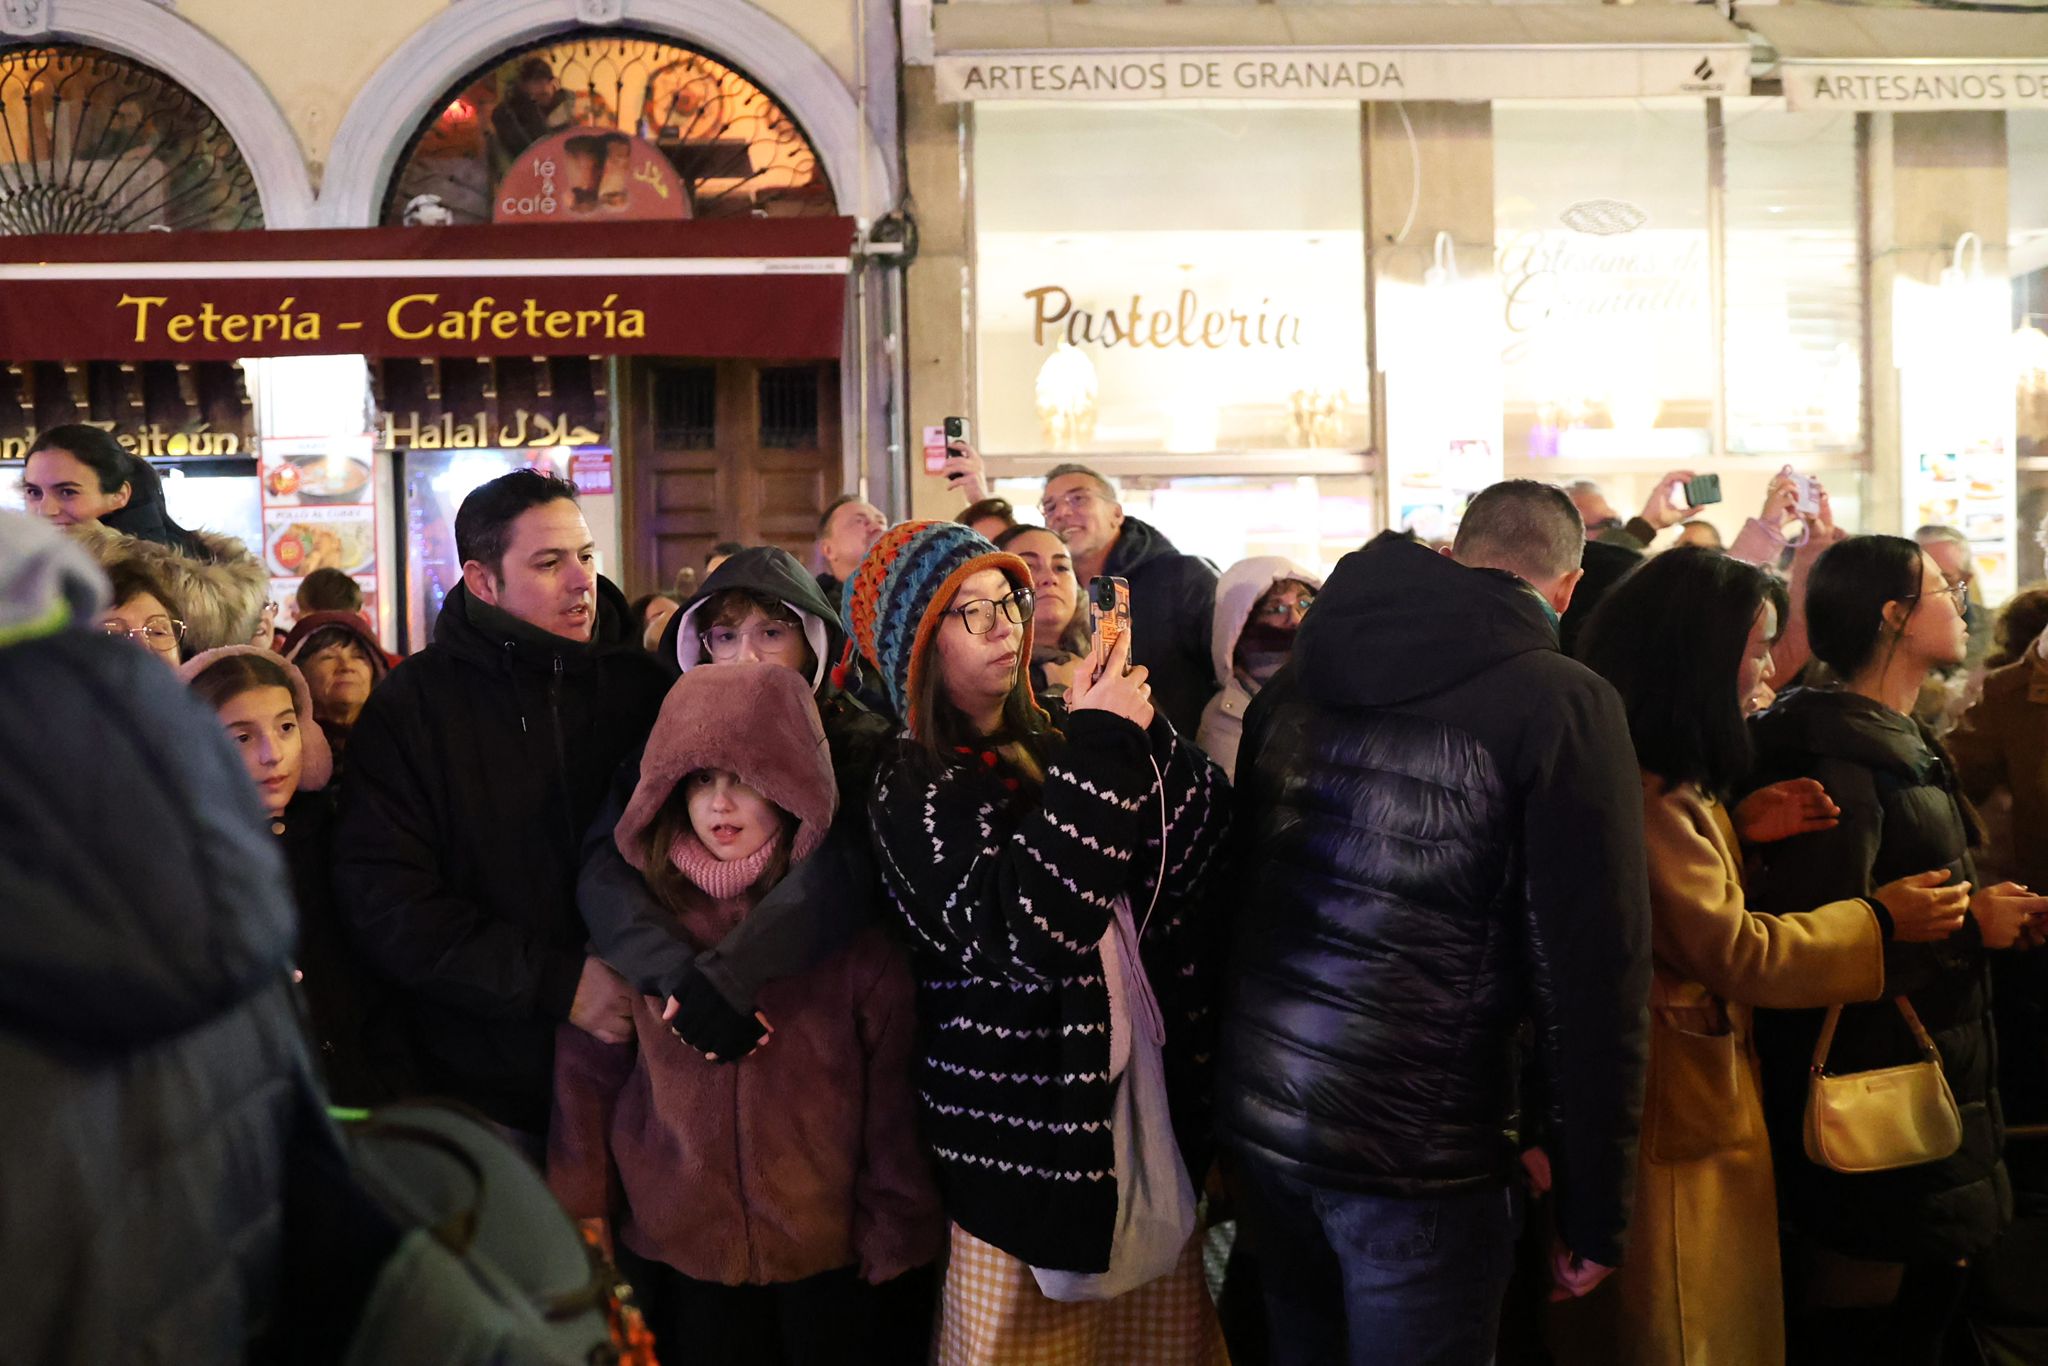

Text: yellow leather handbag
xmin=1803 ymin=996 xmax=1962 ymax=1174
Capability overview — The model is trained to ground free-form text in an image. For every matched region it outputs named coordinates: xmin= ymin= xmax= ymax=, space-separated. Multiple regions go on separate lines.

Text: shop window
xmin=2013 ymin=112 xmax=2048 ymax=588
xmin=1494 ymin=99 xmax=1868 ymax=545
xmin=0 ymin=45 xmax=262 ymax=234
xmin=971 ymin=103 xmax=1368 ymax=458
xmin=652 ymin=364 xmax=716 ymax=448
xmin=382 ymin=32 xmax=834 ymax=227
xmin=757 ymin=366 xmax=819 ymax=449
xmin=1722 ymin=104 xmax=1862 ymax=458
xmin=1494 ymin=100 xmax=1713 ymax=468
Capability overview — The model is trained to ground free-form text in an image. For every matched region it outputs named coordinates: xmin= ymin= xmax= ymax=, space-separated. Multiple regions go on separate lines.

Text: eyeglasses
xmin=101 ymin=616 xmax=184 ymax=648
xmin=701 ymin=622 xmax=802 ymax=659
xmin=1252 ymin=594 xmax=1316 ymax=625
xmin=947 ymin=589 xmax=1034 ymax=636
xmin=1039 ymin=489 xmax=1101 ymax=521
xmin=1928 ymin=582 xmax=1970 ymax=611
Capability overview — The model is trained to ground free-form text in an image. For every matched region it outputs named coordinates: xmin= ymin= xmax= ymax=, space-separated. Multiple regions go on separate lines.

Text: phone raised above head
xmin=1682 ymin=473 xmax=1723 ymax=509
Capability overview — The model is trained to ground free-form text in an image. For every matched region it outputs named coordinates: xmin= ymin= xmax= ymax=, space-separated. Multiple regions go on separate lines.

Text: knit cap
xmin=834 ymin=519 xmax=1034 ymax=738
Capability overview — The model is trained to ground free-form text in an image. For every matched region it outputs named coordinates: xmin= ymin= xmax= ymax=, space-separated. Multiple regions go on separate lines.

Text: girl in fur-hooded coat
xmin=72 ymin=483 xmax=268 ymax=656
xmin=549 ymin=662 xmax=941 ymax=1365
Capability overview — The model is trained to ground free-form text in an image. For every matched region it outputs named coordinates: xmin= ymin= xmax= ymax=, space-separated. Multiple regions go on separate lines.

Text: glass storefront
xmin=2012 ymin=111 xmax=2048 ymax=588
xmin=1497 ymin=97 xmax=1868 ymax=545
xmin=971 ymin=101 xmax=1372 ymax=572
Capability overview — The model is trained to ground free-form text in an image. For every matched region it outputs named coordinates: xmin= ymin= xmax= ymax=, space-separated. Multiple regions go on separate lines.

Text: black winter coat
xmin=280 ymin=790 xmax=412 ymax=1108
xmin=1217 ymin=535 xmax=1652 ymax=1268
xmin=1749 ymin=688 xmax=2011 ymax=1260
xmin=872 ymin=710 xmax=1230 ymax=1272
xmin=0 ymin=628 xmax=334 ymax=1366
xmin=1104 ymin=516 xmax=1220 ymax=738
xmin=335 ymin=578 xmax=668 ymax=1133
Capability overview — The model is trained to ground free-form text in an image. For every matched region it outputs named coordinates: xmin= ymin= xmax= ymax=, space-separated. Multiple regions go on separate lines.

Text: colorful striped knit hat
xmin=834 ymin=519 xmax=1035 ymax=738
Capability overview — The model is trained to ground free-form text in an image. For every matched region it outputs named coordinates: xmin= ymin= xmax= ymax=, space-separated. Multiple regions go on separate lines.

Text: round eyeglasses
xmin=946 ymin=589 xmax=1034 ymax=635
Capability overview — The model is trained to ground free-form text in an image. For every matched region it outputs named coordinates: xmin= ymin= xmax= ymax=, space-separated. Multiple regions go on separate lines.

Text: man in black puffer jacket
xmin=0 ymin=514 xmax=339 ymax=1366
xmin=337 ymin=472 xmax=668 ymax=1142
xmin=1219 ymin=483 xmax=1652 ymax=1366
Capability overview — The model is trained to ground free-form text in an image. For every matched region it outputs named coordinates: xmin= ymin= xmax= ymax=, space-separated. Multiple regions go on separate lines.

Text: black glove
xmin=665 ymin=961 xmax=766 ymax=1063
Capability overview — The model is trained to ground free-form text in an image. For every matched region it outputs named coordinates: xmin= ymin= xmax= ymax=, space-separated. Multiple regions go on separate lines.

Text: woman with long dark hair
xmin=1748 ymin=535 xmax=2045 ymax=1365
xmin=1567 ymin=547 xmax=1969 ymax=1366
xmin=842 ymin=520 xmax=1231 ymax=1364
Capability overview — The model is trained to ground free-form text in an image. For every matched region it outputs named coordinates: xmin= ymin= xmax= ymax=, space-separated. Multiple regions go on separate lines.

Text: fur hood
xmin=614 ymin=662 xmax=836 ymax=875
xmin=70 ymin=520 xmax=268 ymax=655
xmin=177 ymin=644 xmax=334 ymax=792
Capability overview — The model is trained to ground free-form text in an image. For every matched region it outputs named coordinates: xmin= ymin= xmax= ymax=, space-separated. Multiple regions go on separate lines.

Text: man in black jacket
xmin=1218 ymin=482 xmax=1651 ymax=1365
xmin=1038 ymin=463 xmax=1218 ymax=736
xmin=336 ymin=472 xmax=668 ymax=1142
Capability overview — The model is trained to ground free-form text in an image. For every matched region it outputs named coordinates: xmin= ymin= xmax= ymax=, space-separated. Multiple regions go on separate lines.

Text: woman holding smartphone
xmin=842 ymin=520 xmax=1231 ymax=1364
xmin=1747 ymin=535 xmax=2044 ymax=1366
xmin=1566 ymin=547 xmax=1972 ymax=1366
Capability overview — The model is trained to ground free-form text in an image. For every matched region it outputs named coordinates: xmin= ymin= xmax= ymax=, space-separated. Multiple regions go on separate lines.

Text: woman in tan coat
xmin=1561 ymin=547 xmax=1969 ymax=1366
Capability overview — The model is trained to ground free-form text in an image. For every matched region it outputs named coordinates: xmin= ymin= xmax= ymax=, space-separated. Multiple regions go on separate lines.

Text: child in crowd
xmin=182 ymin=645 xmax=405 ymax=1106
xmin=549 ymin=661 xmax=941 ymax=1366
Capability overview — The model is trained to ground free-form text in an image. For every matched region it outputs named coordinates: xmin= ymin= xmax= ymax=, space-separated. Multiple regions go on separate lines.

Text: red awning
xmin=0 ymin=218 xmax=855 ymax=362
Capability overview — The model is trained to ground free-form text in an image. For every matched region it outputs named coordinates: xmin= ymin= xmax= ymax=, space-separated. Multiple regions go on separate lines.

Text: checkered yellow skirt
xmin=934 ymin=1223 xmax=1230 ymax=1366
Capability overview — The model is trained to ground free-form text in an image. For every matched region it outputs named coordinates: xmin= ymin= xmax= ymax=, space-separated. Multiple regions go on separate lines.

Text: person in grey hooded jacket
xmin=1195 ymin=556 xmax=1323 ymax=780
xmin=0 ymin=512 xmax=337 ymax=1366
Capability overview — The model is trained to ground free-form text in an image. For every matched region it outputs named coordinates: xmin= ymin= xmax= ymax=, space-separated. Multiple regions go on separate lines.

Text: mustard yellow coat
xmin=1552 ymin=777 xmax=1885 ymax=1366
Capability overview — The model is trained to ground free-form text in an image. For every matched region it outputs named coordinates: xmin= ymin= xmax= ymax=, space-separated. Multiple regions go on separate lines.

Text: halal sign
xmin=494 ymin=126 xmax=690 ymax=224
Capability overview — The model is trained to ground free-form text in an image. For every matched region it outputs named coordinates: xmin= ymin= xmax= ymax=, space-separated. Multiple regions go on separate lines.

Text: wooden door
xmin=621 ymin=358 xmax=842 ymax=596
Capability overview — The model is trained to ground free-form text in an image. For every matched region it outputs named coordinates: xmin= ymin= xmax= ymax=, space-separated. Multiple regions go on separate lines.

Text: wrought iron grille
xmin=0 ymin=45 xmax=262 ymax=234
xmin=757 ymin=366 xmax=819 ymax=449
xmin=652 ymin=364 xmax=717 ymax=448
xmin=383 ymin=30 xmax=834 ymax=227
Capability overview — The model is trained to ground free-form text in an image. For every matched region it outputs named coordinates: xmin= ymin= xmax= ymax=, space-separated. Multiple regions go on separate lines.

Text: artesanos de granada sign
xmin=935 ymin=48 xmax=1746 ymax=103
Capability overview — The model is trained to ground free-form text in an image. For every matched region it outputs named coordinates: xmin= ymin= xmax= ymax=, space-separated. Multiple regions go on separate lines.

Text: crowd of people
xmin=5 ymin=421 xmax=2047 ymax=1366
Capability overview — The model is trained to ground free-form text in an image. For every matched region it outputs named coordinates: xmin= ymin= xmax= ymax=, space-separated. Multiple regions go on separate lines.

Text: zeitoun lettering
xmin=1026 ymin=285 xmax=1304 ymax=350
xmin=115 ymin=293 xmax=650 ymax=345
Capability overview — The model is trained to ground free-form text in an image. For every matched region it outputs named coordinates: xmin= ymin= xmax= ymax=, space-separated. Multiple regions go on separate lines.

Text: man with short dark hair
xmin=296 ymin=567 xmax=363 ymax=616
xmin=337 ymin=470 xmax=668 ymax=1143
xmin=1040 ymin=462 xmax=1219 ymax=735
xmin=814 ymin=494 xmax=885 ymax=602
xmin=1219 ymin=480 xmax=1651 ymax=1364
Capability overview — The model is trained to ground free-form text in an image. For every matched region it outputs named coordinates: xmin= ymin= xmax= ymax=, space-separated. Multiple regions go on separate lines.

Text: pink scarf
xmin=667 ymin=826 xmax=782 ymax=902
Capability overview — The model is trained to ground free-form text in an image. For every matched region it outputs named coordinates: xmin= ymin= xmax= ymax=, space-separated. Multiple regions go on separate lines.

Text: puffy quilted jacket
xmin=1217 ymin=534 xmax=1652 ymax=1267
xmin=1749 ymin=688 xmax=2011 ymax=1261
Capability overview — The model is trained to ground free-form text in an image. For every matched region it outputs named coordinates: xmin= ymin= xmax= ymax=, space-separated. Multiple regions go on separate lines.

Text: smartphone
xmin=1787 ymin=470 xmax=1822 ymax=517
xmin=1088 ymin=576 xmax=1131 ymax=680
xmin=1682 ymin=473 xmax=1723 ymax=508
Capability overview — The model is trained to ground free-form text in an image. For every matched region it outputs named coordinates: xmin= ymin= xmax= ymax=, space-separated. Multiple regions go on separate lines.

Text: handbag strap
xmin=1810 ymin=995 xmax=1941 ymax=1076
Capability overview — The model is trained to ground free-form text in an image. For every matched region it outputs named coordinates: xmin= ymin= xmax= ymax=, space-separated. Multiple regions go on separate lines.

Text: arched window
xmin=382 ymin=31 xmax=834 ymax=227
xmin=0 ymin=45 xmax=262 ymax=234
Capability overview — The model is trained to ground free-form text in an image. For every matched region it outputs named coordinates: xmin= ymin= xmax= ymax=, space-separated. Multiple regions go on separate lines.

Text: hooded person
xmin=1218 ymin=497 xmax=1652 ymax=1363
xmin=281 ymin=609 xmax=392 ymax=785
xmin=579 ymin=545 xmax=897 ymax=1067
xmin=0 ymin=512 xmax=349 ymax=1366
xmin=1195 ymin=556 xmax=1323 ymax=780
xmin=549 ymin=662 xmax=942 ymax=1365
xmin=22 ymin=425 xmax=269 ymax=654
